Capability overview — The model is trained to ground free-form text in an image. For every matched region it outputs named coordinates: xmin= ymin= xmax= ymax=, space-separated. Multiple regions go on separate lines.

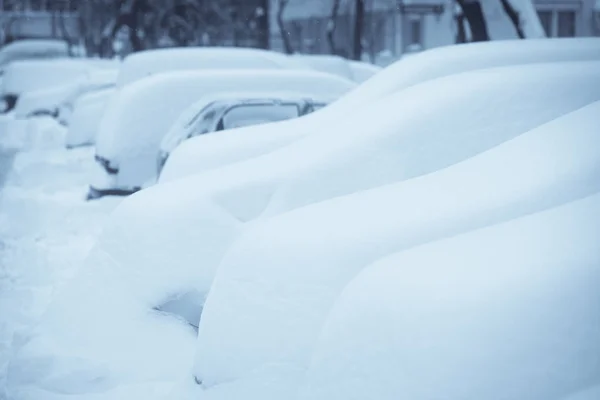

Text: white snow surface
xmin=160 ymin=37 xmax=600 ymax=183
xmin=348 ymin=60 xmax=381 ymax=83
xmin=0 ymin=40 xmax=68 ymax=67
xmin=292 ymin=54 xmax=355 ymax=81
xmin=14 ymin=61 xmax=600 ymax=398
xmin=15 ymin=68 xmax=118 ymax=120
xmin=95 ymin=69 xmax=356 ymax=189
xmin=115 ymin=47 xmax=310 ymax=88
xmin=158 ymin=90 xmax=333 ymax=158
xmin=299 ymin=192 xmax=600 ymax=400
xmin=191 ymin=102 xmax=600 ymax=394
xmin=1 ymin=60 xmax=95 ymax=96
xmin=65 ymin=88 xmax=115 ymax=148
xmin=0 ymin=119 xmax=123 ymax=399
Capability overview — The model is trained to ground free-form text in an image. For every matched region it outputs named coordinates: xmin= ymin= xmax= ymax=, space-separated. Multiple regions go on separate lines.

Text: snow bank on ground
xmin=1 ymin=124 xmax=123 ymax=399
xmin=65 ymin=88 xmax=115 ymax=148
xmin=95 ymin=69 xmax=355 ymax=189
xmin=160 ymin=38 xmax=600 ymax=183
xmin=115 ymin=47 xmax=309 ymax=88
xmin=0 ymin=116 xmax=67 ymax=152
xmin=300 ymin=192 xmax=600 ymax=400
xmin=191 ymin=101 xmax=600 ymax=391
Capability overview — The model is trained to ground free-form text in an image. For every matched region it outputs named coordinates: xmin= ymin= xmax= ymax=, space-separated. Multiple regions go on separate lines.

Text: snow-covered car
xmin=157 ymin=92 xmax=331 ymax=177
xmin=65 ymin=88 xmax=116 ymax=149
xmin=89 ymin=69 xmax=355 ymax=198
xmin=159 ymin=37 xmax=600 ymax=185
xmin=0 ymin=59 xmax=96 ymax=114
xmin=348 ymin=60 xmax=381 ymax=82
xmin=293 ymin=54 xmax=381 ymax=83
xmin=0 ymin=39 xmax=68 ymax=68
xmin=296 ymin=190 xmax=600 ymax=400
xmin=13 ymin=67 xmax=118 ymax=120
xmin=11 ymin=59 xmax=600 ymax=399
xmin=186 ymin=100 xmax=600 ymax=399
xmin=115 ymin=47 xmax=310 ymax=88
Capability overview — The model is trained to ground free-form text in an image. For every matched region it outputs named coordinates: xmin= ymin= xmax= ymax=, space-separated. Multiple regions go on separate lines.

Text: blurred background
xmin=1 ymin=0 xmax=600 ymax=65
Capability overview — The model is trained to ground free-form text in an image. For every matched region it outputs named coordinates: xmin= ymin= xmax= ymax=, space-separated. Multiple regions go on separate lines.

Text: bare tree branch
xmin=276 ymin=0 xmax=294 ymax=54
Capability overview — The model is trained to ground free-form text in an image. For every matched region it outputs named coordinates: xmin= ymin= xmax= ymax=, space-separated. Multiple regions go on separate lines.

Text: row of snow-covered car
xmin=6 ymin=37 xmax=600 ymax=400
xmin=0 ymin=40 xmax=379 ymax=198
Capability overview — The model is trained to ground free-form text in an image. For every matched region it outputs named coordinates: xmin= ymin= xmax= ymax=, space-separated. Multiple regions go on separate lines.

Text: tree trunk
xmin=455 ymin=13 xmax=468 ymax=43
xmin=456 ymin=0 xmax=490 ymax=41
xmin=327 ymin=0 xmax=341 ymax=55
xmin=500 ymin=0 xmax=525 ymax=38
xmin=276 ymin=0 xmax=293 ymax=54
xmin=352 ymin=0 xmax=365 ymax=60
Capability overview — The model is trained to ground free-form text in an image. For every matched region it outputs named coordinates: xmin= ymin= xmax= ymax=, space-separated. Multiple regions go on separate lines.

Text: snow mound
xmin=160 ymin=38 xmax=600 ymax=183
xmin=95 ymin=69 xmax=355 ymax=189
xmin=115 ymin=47 xmax=309 ymax=88
xmin=65 ymin=88 xmax=115 ymax=148
xmin=191 ymin=101 xmax=600 ymax=389
xmin=300 ymin=192 xmax=600 ymax=400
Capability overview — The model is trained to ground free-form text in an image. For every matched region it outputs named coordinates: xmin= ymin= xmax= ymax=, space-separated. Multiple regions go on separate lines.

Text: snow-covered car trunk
xmin=65 ymin=88 xmax=116 ymax=148
xmin=92 ymin=69 xmax=356 ymax=195
xmin=298 ymin=192 xmax=600 ymax=400
xmin=159 ymin=38 xmax=600 ymax=184
xmin=187 ymin=102 xmax=600 ymax=398
xmin=10 ymin=61 xmax=600 ymax=398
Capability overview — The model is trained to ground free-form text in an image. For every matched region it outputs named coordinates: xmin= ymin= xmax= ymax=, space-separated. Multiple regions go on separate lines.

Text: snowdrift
xmin=160 ymin=38 xmax=600 ymax=183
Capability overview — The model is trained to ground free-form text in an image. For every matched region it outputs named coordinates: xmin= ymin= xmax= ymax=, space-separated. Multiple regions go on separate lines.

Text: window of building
xmin=557 ymin=10 xmax=576 ymax=37
xmin=403 ymin=14 xmax=424 ymax=52
xmin=536 ymin=3 xmax=579 ymax=37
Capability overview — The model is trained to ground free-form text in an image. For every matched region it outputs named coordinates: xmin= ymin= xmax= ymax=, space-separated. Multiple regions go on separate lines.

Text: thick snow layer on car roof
xmin=115 ymin=47 xmax=310 ymax=88
xmin=348 ymin=60 xmax=381 ymax=82
xmin=300 ymin=192 xmax=600 ymax=400
xmin=0 ymin=40 xmax=68 ymax=66
xmin=66 ymin=88 xmax=116 ymax=148
xmin=159 ymin=90 xmax=334 ymax=157
xmin=159 ymin=38 xmax=600 ymax=183
xmin=95 ymin=69 xmax=355 ymax=187
xmin=14 ymin=68 xmax=117 ymax=119
xmin=1 ymin=59 xmax=93 ymax=95
xmin=292 ymin=54 xmax=355 ymax=80
xmin=191 ymin=102 xmax=600 ymax=393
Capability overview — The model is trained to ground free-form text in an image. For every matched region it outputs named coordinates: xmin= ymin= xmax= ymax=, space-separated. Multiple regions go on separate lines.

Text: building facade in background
xmin=0 ymin=0 xmax=78 ymax=44
xmin=270 ymin=0 xmax=600 ymax=63
xmin=2 ymin=0 xmax=599 ymax=59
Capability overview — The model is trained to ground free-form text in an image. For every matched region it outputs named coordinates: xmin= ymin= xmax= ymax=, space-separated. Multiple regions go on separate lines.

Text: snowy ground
xmin=0 ymin=116 xmax=122 ymax=395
